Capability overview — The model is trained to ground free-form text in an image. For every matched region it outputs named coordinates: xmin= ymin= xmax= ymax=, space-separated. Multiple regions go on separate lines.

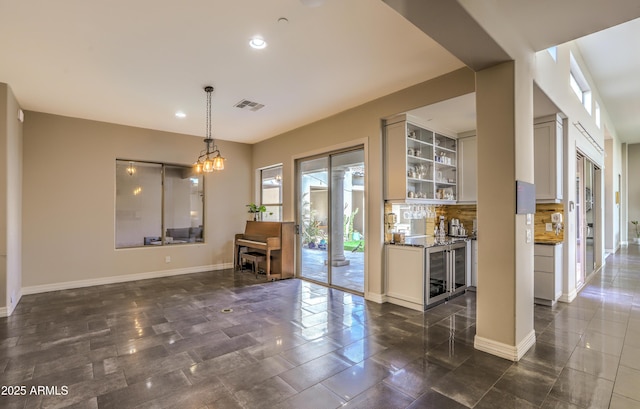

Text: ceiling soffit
xmin=383 ymin=0 xmax=511 ymax=71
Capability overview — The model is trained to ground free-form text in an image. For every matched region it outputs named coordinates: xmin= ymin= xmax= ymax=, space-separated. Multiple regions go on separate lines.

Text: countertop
xmin=534 ymin=241 xmax=563 ymax=245
xmin=387 ymin=236 xmax=471 ymax=248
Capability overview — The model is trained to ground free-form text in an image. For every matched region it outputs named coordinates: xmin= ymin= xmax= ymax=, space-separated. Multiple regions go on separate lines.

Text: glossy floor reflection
xmin=301 ymin=247 xmax=365 ymax=293
xmin=1 ymin=246 xmax=639 ymax=408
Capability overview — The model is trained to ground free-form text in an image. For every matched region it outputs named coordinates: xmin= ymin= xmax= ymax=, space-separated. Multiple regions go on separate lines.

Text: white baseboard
xmin=365 ymin=292 xmax=385 ymax=304
xmin=22 ymin=263 xmax=230 ymax=296
xmin=474 ymin=330 xmax=536 ymax=361
xmin=1 ymin=289 xmax=23 ymax=317
xmin=6 ymin=288 xmax=22 ymax=316
xmin=558 ymin=288 xmax=577 ymax=303
xmin=385 ymin=295 xmax=423 ymax=311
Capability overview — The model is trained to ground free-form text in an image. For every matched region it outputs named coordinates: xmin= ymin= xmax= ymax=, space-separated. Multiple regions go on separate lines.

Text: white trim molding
xmin=559 ymin=289 xmax=578 ymax=303
xmin=22 ymin=264 xmax=230 ymax=296
xmin=5 ymin=288 xmax=22 ymax=316
xmin=384 ymin=295 xmax=422 ymax=311
xmin=365 ymin=292 xmax=385 ymax=304
xmin=474 ymin=330 xmax=536 ymax=361
xmin=0 ymin=307 xmax=7 ymax=318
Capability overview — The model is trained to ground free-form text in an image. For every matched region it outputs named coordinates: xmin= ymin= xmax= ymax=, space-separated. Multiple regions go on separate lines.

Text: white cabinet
xmin=534 ymin=243 xmax=563 ymax=306
xmin=534 ymin=115 xmax=563 ymax=202
xmin=384 ymin=115 xmax=457 ymax=203
xmin=457 ymin=135 xmax=477 ymax=203
xmin=385 ymin=245 xmax=424 ymax=311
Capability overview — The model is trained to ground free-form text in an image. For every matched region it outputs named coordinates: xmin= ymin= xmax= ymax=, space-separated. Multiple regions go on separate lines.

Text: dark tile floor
xmin=1 ymin=246 xmax=639 ymax=409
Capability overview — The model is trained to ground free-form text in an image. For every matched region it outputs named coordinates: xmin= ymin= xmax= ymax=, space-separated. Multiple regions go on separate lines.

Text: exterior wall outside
xmin=22 ymin=112 xmax=252 ymax=289
xmin=251 ymin=68 xmax=476 ymax=299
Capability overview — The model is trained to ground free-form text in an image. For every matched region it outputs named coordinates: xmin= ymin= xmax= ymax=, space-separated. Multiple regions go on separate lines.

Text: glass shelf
xmin=385 ymin=116 xmax=459 ymax=202
xmin=404 ymin=124 xmax=458 ymax=201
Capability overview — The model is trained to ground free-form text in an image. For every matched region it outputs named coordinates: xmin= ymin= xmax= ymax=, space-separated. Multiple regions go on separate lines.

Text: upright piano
xmin=234 ymin=221 xmax=295 ymax=280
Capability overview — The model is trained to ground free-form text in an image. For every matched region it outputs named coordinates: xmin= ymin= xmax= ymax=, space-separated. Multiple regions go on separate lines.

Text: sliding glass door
xmin=299 ymin=157 xmax=329 ymax=284
xmin=297 ymin=147 xmax=365 ymax=293
xmin=576 ymin=155 xmax=585 ymax=287
xmin=576 ymin=153 xmax=599 ymax=287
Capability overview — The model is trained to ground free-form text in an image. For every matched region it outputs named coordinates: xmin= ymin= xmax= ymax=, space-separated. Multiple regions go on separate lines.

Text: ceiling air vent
xmin=234 ymin=99 xmax=265 ymax=112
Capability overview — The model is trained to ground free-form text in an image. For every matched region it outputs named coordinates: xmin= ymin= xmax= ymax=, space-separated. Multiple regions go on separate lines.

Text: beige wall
xmin=22 ymin=112 xmax=252 ymax=289
xmin=252 ymin=68 xmax=475 ymax=298
xmin=475 ymin=60 xmax=536 ymax=351
xmin=629 ymin=144 xmax=640 ymax=240
xmin=0 ymin=84 xmax=7 ymax=309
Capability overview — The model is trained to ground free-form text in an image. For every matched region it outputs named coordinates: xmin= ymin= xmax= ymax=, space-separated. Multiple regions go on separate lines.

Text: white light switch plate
xmin=546 ymin=223 xmax=553 ymax=232
xmin=526 ymin=229 xmax=532 ymax=243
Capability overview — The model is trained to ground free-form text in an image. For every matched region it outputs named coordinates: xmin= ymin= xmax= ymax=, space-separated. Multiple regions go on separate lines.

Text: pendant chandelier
xmin=194 ymin=86 xmax=225 ymax=172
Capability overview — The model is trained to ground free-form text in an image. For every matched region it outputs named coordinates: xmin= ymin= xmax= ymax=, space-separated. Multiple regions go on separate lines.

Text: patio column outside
xmin=331 ymin=167 xmax=349 ymax=267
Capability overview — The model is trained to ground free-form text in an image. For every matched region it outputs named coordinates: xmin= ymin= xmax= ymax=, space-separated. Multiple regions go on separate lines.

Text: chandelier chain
xmin=194 ymin=85 xmax=224 ymax=172
xmin=206 ymin=86 xmax=212 ymax=142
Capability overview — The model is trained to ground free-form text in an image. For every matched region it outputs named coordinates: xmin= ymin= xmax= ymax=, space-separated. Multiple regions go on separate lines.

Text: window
xmin=115 ymin=160 xmax=204 ymax=248
xmin=569 ymin=52 xmax=592 ymax=115
xmin=595 ymin=101 xmax=601 ymax=128
xmin=260 ymin=165 xmax=283 ymax=221
xmin=547 ymin=46 xmax=557 ymax=61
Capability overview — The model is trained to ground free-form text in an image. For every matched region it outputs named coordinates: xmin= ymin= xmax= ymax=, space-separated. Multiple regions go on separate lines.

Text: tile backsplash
xmin=385 ymin=201 xmax=564 ymax=243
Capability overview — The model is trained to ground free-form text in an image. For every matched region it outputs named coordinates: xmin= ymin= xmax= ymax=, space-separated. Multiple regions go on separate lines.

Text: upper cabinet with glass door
xmin=384 ymin=115 xmax=457 ymax=203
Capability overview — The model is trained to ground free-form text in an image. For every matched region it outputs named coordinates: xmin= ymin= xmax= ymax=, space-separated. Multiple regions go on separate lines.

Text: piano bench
xmin=240 ymin=252 xmax=266 ymax=278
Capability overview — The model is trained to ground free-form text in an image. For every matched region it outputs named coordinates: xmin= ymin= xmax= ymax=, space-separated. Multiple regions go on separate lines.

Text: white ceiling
xmin=407 ymin=93 xmax=477 ymax=136
xmin=0 ymin=0 xmax=463 ymax=144
xmin=1 ymin=1 xmax=639 ymax=145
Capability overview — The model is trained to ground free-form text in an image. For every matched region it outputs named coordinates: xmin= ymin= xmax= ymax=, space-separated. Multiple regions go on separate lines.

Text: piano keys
xmin=234 ymin=221 xmax=295 ymax=280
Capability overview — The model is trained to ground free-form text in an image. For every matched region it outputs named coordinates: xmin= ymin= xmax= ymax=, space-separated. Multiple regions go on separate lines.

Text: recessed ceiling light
xmin=249 ymin=36 xmax=267 ymax=49
xmin=175 ymin=111 xmax=186 ymax=118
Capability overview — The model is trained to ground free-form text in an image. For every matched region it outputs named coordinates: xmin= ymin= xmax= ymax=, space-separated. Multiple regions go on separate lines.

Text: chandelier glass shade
xmin=194 ymin=86 xmax=224 ymax=172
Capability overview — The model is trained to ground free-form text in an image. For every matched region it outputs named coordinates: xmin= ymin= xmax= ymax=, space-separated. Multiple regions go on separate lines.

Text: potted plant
xmin=632 ymin=220 xmax=640 ymax=243
xmin=246 ymin=203 xmax=267 ymax=221
xmin=303 ymin=216 xmax=322 ymax=248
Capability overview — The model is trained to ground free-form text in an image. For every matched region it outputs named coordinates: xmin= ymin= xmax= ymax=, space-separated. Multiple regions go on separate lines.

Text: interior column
xmin=474 ymin=60 xmax=536 ymax=361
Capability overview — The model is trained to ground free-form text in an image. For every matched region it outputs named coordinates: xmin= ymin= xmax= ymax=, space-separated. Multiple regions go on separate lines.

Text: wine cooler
xmin=425 ymin=241 xmax=468 ymax=308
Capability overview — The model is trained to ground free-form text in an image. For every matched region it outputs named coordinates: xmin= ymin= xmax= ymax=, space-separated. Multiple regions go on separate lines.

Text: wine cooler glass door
xmin=451 ymin=241 xmax=468 ymax=295
xmin=426 ymin=246 xmax=448 ymax=305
